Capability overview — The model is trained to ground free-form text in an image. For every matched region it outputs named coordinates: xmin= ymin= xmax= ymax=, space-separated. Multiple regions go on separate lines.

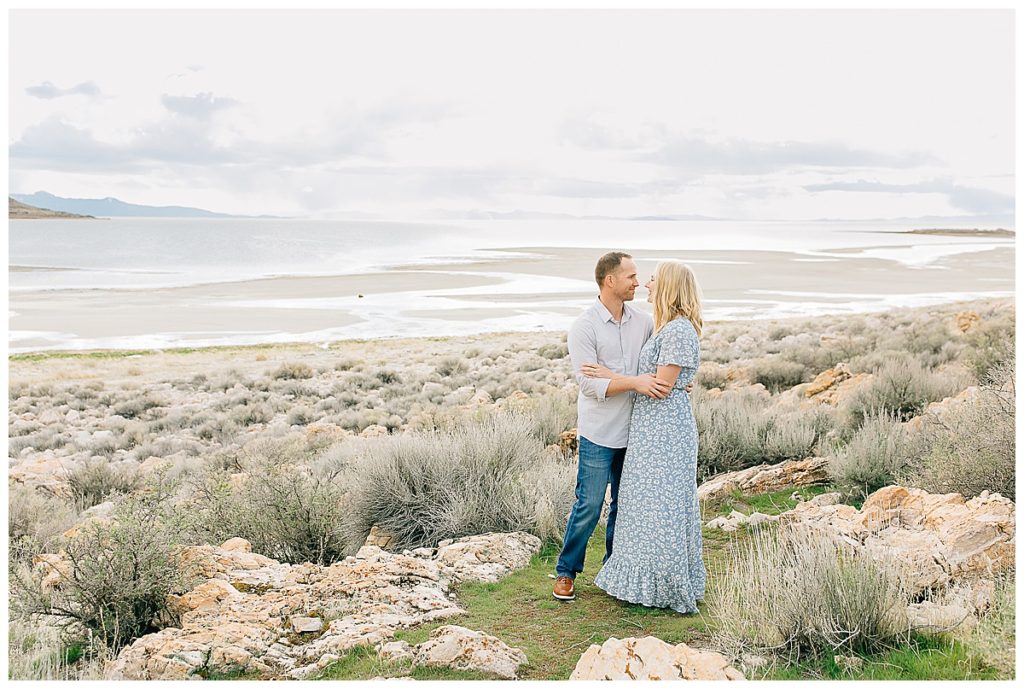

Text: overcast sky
xmin=8 ymin=9 xmax=1015 ymax=220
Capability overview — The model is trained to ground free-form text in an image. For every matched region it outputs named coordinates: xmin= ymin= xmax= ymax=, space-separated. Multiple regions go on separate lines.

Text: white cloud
xmin=7 ymin=8 xmax=1014 ymax=220
xmin=25 ymin=80 xmax=102 ymax=99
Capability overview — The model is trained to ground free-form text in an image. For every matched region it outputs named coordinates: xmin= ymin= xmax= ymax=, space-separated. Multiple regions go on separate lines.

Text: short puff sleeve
xmin=656 ymin=319 xmax=699 ymax=369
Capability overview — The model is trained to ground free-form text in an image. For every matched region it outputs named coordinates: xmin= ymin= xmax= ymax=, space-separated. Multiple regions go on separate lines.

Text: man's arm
xmin=569 ymin=321 xmax=671 ymax=400
xmin=568 ymin=320 xmax=613 ymax=401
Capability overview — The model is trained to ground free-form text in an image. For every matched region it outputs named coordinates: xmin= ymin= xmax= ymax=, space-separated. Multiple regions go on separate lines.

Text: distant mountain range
xmin=9 ymin=191 xmax=277 ymax=219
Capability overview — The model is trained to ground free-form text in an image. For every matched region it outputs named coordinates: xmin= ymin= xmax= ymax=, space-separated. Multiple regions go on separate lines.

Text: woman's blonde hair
xmin=652 ymin=260 xmax=703 ymax=336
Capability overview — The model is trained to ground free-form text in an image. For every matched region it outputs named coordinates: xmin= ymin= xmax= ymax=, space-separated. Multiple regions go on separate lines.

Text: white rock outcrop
xmin=570 ymin=636 xmax=745 ymax=680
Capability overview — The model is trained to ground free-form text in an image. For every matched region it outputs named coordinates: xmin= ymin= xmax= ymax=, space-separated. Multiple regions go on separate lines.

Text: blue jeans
xmin=556 ymin=435 xmax=626 ymax=579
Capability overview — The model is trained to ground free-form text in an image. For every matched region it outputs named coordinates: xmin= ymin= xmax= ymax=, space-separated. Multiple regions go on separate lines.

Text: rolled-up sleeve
xmin=568 ymin=319 xmax=611 ymax=401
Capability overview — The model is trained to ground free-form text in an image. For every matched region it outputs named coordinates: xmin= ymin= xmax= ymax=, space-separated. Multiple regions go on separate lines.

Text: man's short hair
xmin=595 ymin=251 xmax=632 ymax=287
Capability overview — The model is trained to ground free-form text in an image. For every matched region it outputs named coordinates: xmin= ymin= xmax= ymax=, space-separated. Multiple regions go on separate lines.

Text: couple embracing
xmin=553 ymin=251 xmax=705 ymax=615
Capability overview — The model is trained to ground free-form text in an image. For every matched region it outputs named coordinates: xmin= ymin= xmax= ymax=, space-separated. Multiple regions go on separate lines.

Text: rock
xmin=954 ymin=311 xmax=981 ymax=333
xmin=789 ymin=365 xmax=872 ymax=408
xmin=359 ymin=424 xmax=389 ymax=438
xmin=138 ymin=456 xmax=172 ymax=474
xmin=378 ymin=640 xmax=414 ymax=663
xmin=9 ymin=457 xmax=72 ymax=497
xmin=167 ymin=578 xmax=241 ymax=616
xmin=105 ymin=531 xmax=539 ymax=680
xmin=698 ymin=457 xmax=829 ymax=503
xmin=557 ymin=428 xmax=578 ymax=457
xmin=433 ymin=532 xmax=541 ymax=583
xmin=414 ymin=625 xmax=527 ymax=680
xmin=469 ymin=390 xmax=493 ymax=405
xmin=32 ymin=553 xmax=72 ymax=591
xmin=740 ymin=653 xmax=769 ymax=672
xmin=806 ymin=492 xmax=843 ymax=507
xmin=904 ymin=387 xmax=980 ymax=434
xmin=291 ymin=616 xmax=323 ymax=634
xmin=221 ymin=537 xmax=253 ymax=553
xmin=906 ymin=600 xmax=974 ymax=633
xmin=804 ymin=363 xmax=852 ymax=397
xmin=38 ymin=408 xmax=63 ymax=424
xmin=364 ymin=526 xmax=398 ymax=550
xmin=706 ymin=510 xmax=778 ymax=531
xmin=745 ymin=512 xmax=779 ymax=528
xmin=570 ymin=636 xmax=745 ymax=680
xmin=778 ymin=485 xmax=1015 ymax=595
xmin=833 ymin=655 xmax=864 ymax=673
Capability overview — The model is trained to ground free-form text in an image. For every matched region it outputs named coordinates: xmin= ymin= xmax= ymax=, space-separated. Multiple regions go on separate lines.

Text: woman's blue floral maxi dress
xmin=593 ymin=316 xmax=705 ymax=613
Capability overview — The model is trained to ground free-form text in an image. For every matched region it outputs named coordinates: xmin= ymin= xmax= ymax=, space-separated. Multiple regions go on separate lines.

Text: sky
xmin=7 ymin=8 xmax=1016 ymax=221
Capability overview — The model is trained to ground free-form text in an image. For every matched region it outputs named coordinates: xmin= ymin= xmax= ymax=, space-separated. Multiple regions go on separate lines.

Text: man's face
xmin=608 ymin=258 xmax=639 ymax=301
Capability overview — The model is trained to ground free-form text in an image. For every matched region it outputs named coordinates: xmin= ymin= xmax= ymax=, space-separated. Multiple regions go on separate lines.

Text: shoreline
xmin=8 ymin=294 xmax=1014 ymax=362
xmin=8 ymin=242 xmax=1014 ymax=353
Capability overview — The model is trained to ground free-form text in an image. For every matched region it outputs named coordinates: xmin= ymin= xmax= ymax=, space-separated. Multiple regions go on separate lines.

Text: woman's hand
xmin=581 ymin=362 xmax=615 ymax=379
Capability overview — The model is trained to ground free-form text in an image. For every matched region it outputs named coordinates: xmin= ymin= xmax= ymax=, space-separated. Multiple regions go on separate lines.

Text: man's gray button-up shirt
xmin=566 ymin=297 xmax=654 ymax=449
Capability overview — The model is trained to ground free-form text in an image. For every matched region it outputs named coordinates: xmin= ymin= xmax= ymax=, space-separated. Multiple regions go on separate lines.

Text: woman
xmin=582 ymin=260 xmax=705 ymax=614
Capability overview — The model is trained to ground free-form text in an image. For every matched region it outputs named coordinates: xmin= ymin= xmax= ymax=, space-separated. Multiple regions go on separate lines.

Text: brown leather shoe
xmin=553 ymin=575 xmax=576 ymax=601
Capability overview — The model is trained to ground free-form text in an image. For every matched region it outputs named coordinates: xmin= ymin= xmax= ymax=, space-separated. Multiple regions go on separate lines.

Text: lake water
xmin=8 ymin=217 xmax=1015 ymax=351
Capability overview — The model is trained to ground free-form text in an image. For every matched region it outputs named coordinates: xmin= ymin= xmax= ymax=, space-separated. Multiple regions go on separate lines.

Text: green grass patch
xmin=703 ymin=484 xmax=833 ymax=521
xmin=316 ymin=527 xmax=715 ymax=681
xmin=762 ymin=633 xmax=1002 ymax=681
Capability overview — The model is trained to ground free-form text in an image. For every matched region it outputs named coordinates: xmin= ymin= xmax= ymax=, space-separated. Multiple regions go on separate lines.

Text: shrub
xmin=899 ymin=359 xmax=1014 ymax=499
xmin=435 ymin=356 xmax=467 ymax=377
xmin=537 ymin=343 xmax=568 ymax=360
xmin=695 ymin=365 xmax=729 ymax=390
xmin=272 ymin=362 xmax=314 ymax=380
xmin=748 ymin=358 xmax=808 ymax=394
xmin=840 ymin=355 xmax=958 ymax=432
xmin=828 ymin=412 xmax=910 ymax=500
xmin=10 ymin=477 xmax=196 ymax=653
xmin=963 ymin=316 xmax=1015 ymax=383
xmin=710 ymin=524 xmax=911 ymax=658
xmin=334 ymin=357 xmax=360 ymax=372
xmin=956 ymin=571 xmax=1015 ymax=679
xmin=694 ymin=389 xmax=827 ymax=481
xmin=286 ymin=406 xmax=315 ymax=426
xmin=188 ymin=436 xmax=353 ymax=565
xmin=6 ymin=610 xmax=110 ymax=680
xmin=66 ymin=460 xmax=141 ymax=509
xmin=344 ymin=412 xmax=575 ymax=549
xmin=505 ymin=391 xmax=577 ymax=446
xmin=112 ymin=394 xmax=164 ymax=420
xmin=8 ymin=484 xmax=79 ymax=563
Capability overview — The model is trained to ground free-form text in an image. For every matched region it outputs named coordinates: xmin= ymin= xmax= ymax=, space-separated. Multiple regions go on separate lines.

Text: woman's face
xmin=645 ymin=275 xmax=656 ymax=303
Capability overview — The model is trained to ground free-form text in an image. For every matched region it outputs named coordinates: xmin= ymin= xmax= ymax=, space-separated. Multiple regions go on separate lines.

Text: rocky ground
xmin=9 ymin=297 xmax=1015 ymax=680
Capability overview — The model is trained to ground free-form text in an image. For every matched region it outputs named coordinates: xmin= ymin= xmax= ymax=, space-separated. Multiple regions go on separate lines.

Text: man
xmin=553 ymin=251 xmax=691 ymax=601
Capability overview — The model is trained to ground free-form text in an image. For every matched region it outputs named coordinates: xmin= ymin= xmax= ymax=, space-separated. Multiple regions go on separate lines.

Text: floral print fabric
xmin=593 ymin=317 xmax=706 ymax=613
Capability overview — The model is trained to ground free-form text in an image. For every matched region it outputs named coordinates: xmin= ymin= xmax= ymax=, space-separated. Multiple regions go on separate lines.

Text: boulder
xmin=778 ymin=485 xmax=1015 ymax=595
xmin=364 ymin=526 xmax=398 ymax=550
xmin=954 ymin=311 xmax=981 ymax=333
xmin=570 ymin=636 xmax=745 ymax=680
xmin=804 ymin=363 xmax=852 ymax=397
xmin=359 ymin=424 xmax=389 ymax=439
xmin=378 ymin=640 xmax=415 ymax=664
xmin=413 ymin=625 xmax=527 ymax=680
xmin=698 ymin=457 xmax=829 ymax=503
xmin=433 ymin=532 xmax=541 ymax=583
xmin=903 ymin=387 xmax=980 ymax=434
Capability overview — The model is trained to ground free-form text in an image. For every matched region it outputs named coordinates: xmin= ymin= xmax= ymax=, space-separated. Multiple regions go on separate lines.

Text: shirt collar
xmin=595 ymin=297 xmax=632 ymax=324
